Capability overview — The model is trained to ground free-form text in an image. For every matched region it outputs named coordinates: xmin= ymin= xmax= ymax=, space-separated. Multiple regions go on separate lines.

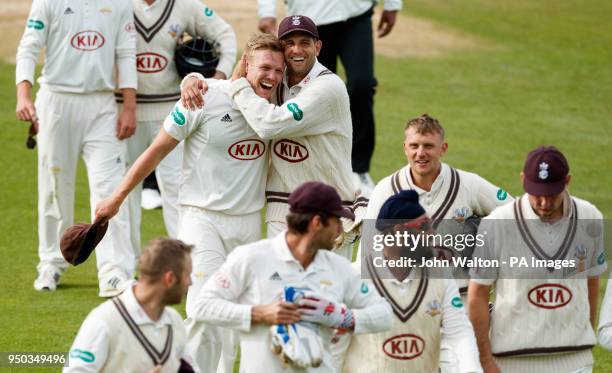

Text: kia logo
xmin=137 ymin=52 xmax=168 ymax=73
xmin=273 ymin=139 xmax=308 ymax=163
xmin=528 ymin=283 xmax=572 ymax=309
xmin=70 ymin=30 xmax=105 ymax=51
xmin=382 ymin=334 xmax=425 ymax=360
xmin=228 ymin=139 xmax=265 ymax=160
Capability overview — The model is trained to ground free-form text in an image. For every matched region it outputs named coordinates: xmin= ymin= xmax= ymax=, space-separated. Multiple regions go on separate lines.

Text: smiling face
xmin=403 ymin=127 xmax=448 ymax=178
xmin=245 ymin=49 xmax=285 ymax=100
xmin=281 ymin=32 xmax=322 ymax=83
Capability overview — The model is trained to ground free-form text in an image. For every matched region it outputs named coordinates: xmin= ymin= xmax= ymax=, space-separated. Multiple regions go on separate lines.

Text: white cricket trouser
xmin=126 ymin=120 xmax=182 ymax=255
xmin=181 ymin=207 xmax=261 ymax=373
xmin=35 ymin=87 xmax=134 ymax=281
xmin=267 ymin=220 xmax=354 ymax=260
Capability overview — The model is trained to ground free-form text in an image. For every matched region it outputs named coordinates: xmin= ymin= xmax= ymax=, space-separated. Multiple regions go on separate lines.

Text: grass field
xmin=1 ymin=0 xmax=611 ymax=371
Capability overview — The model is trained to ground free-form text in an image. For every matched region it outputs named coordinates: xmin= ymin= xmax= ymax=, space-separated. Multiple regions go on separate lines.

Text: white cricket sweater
xmin=117 ymin=0 xmax=236 ymax=122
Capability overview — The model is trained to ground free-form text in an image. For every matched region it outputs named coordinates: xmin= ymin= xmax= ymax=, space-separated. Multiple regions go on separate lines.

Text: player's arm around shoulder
xmin=230 ymin=73 xmax=345 ymax=139
xmin=63 ymin=306 xmax=111 ymax=372
xmin=337 ymin=255 xmax=393 ymax=334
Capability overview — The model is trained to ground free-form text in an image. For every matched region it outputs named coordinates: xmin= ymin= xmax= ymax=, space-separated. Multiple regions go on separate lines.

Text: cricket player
xmin=16 ymin=0 xmax=137 ymax=296
xmin=598 ymin=278 xmax=612 ymax=351
xmin=258 ymin=0 xmax=404 ymax=196
xmin=64 ymin=238 xmax=194 ymax=373
xmin=353 ymin=113 xmax=511 ymax=371
xmin=122 ymin=0 xmax=236 ymax=257
xmin=95 ymin=33 xmax=284 ymax=373
xmin=189 ymin=182 xmax=392 ymax=373
xmin=343 ymin=190 xmax=482 ymax=372
xmin=469 ymin=146 xmax=607 ymax=373
xmin=181 ymin=16 xmax=366 ymax=259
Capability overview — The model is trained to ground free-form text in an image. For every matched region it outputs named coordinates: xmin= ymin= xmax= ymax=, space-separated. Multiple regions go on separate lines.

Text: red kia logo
xmin=528 ymin=283 xmax=572 ymax=309
xmin=70 ymin=30 xmax=105 ymax=51
xmin=382 ymin=334 xmax=425 ymax=360
xmin=273 ymin=139 xmax=308 ymax=163
xmin=228 ymin=139 xmax=265 ymax=160
xmin=137 ymin=52 xmax=168 ymax=73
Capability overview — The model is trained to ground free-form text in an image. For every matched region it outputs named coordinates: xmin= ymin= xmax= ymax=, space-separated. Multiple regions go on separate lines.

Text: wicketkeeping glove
xmin=269 ymin=286 xmax=324 ymax=368
xmin=296 ymin=291 xmax=355 ymax=330
xmin=270 ymin=322 xmax=323 ymax=368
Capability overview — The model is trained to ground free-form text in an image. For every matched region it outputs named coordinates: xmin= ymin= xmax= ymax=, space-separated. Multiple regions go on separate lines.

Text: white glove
xmin=296 ymin=291 xmax=355 ymax=329
xmin=270 ymin=322 xmax=323 ymax=368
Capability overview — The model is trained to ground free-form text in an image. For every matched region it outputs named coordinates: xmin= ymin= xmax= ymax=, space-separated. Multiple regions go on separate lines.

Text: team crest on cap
xmin=425 ymin=299 xmax=441 ymax=316
xmin=538 ymin=162 xmax=549 ymax=180
xmin=292 ymin=16 xmax=301 ymax=25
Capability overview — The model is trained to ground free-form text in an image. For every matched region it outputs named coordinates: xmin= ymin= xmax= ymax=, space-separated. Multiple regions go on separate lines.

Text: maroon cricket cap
xmin=60 ymin=221 xmax=108 ymax=266
xmin=278 ymin=15 xmax=319 ymax=39
xmin=289 ymin=182 xmax=355 ymax=220
xmin=523 ymin=146 xmax=569 ymax=196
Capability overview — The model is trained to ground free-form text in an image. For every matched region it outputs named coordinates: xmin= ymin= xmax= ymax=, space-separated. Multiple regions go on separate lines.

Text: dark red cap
xmin=278 ymin=15 xmax=319 ymax=39
xmin=60 ymin=222 xmax=108 ymax=266
xmin=523 ymin=146 xmax=569 ymax=196
xmin=289 ymin=182 xmax=354 ymax=220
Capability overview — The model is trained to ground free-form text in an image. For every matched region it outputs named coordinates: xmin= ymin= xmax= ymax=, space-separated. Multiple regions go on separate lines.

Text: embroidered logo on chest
xmin=273 ymin=139 xmax=308 ymax=163
xmin=228 ymin=139 xmax=266 ymax=161
xmin=382 ymin=334 xmax=425 ymax=360
xmin=527 ymin=283 xmax=572 ymax=309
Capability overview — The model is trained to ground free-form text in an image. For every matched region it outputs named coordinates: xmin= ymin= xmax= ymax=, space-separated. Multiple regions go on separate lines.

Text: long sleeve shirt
xmin=190 ymin=231 xmax=393 ymax=373
xmin=16 ymin=0 xmax=137 ymax=92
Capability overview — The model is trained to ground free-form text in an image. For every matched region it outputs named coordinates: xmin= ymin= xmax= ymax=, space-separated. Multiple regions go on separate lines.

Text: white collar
xmin=272 ymin=230 xmax=325 ymax=272
xmin=520 ymin=191 xmax=573 ymax=223
xmin=404 ymin=162 xmax=450 ymax=194
xmin=118 ymin=282 xmax=173 ymax=326
xmin=283 ymin=60 xmax=328 ymax=90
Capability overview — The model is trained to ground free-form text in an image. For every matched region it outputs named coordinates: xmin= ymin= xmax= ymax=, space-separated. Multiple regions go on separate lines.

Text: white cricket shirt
xmin=258 ymin=0 xmax=403 ymax=26
xmin=190 ymin=231 xmax=393 ymax=373
xmin=16 ymin=0 xmax=137 ymax=92
xmin=163 ymin=80 xmax=268 ymax=215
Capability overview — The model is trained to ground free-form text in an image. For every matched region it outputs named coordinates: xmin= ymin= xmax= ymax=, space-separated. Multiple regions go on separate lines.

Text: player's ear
xmin=520 ymin=171 xmax=525 ymax=184
xmin=564 ymin=174 xmax=571 ymax=187
xmin=440 ymin=142 xmax=448 ymax=156
xmin=163 ymin=271 xmax=176 ymax=287
xmin=314 ymin=39 xmax=322 ymax=57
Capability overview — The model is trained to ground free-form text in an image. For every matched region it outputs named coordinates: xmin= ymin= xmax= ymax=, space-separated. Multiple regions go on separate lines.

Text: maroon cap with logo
xmin=278 ymin=15 xmax=319 ymax=39
xmin=523 ymin=146 xmax=569 ymax=196
xmin=289 ymin=181 xmax=354 ymax=220
xmin=60 ymin=221 xmax=108 ymax=266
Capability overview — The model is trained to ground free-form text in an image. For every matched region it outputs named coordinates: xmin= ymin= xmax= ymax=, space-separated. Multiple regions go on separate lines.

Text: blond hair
xmin=139 ymin=238 xmax=192 ymax=281
xmin=244 ymin=33 xmax=283 ymax=58
xmin=404 ymin=113 xmax=445 ymax=139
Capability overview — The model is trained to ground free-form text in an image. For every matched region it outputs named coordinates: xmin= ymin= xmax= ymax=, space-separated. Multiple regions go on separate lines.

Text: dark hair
xmin=404 ymin=113 xmax=445 ymax=139
xmin=286 ymin=211 xmax=331 ymax=234
xmin=139 ymin=238 xmax=192 ymax=281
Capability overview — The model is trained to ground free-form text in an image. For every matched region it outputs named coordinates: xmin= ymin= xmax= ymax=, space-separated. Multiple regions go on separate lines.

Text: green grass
xmin=1 ymin=0 xmax=611 ymax=370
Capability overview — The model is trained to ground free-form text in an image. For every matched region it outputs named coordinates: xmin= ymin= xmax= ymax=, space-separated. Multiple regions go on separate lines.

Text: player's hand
xmin=258 ymin=17 xmax=277 ymax=35
xmin=116 ymin=107 xmax=136 ymax=140
xmin=231 ymin=53 xmax=248 ymax=82
xmin=94 ymin=195 xmax=123 ymax=225
xmin=296 ymin=291 xmax=354 ymax=329
xmin=213 ymin=70 xmax=227 ymax=80
xmin=180 ymin=76 xmax=208 ymax=111
xmin=480 ymin=356 xmax=501 ymax=373
xmin=146 ymin=365 xmax=161 ymax=373
xmin=377 ymin=10 xmax=398 ymax=38
xmin=252 ymin=301 xmax=301 ymax=325
xmin=16 ymin=96 xmax=38 ymax=124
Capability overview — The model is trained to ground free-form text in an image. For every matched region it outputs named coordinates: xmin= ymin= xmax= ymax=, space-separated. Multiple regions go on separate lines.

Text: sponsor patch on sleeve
xmin=204 ymin=7 xmax=214 ymax=16
xmin=171 ymin=106 xmax=186 ymax=126
xmin=451 ymin=296 xmax=463 ymax=308
xmin=70 ymin=349 xmax=95 ymax=363
xmin=27 ymin=19 xmax=44 ymax=30
xmin=287 ymin=103 xmax=303 ymax=121
xmin=597 ymin=252 xmax=606 ymax=265
xmin=360 ymin=282 xmax=369 ymax=294
xmin=496 ymin=188 xmax=508 ymax=201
